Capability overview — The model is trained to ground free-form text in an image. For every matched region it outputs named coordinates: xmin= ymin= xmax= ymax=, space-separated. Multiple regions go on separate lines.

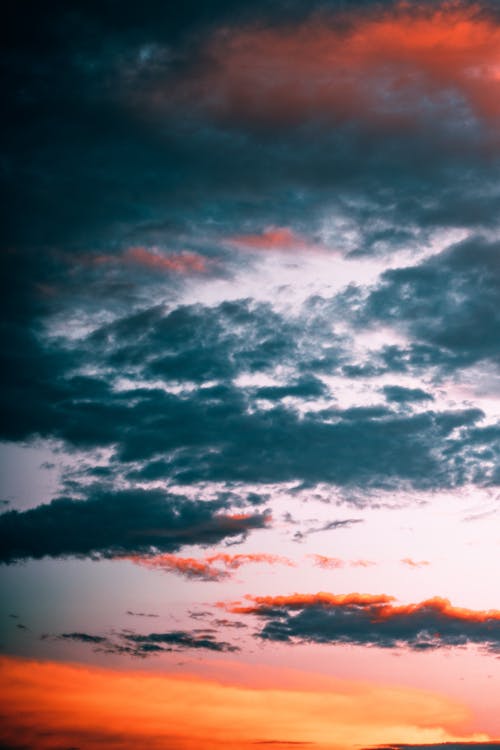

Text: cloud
xmin=383 ymin=386 xmax=434 ymax=404
xmin=401 ymin=558 xmax=431 ymax=569
xmin=123 ymin=397 xmax=489 ymax=491
xmin=86 ymin=247 xmax=208 ymax=274
xmin=54 ymin=633 xmax=108 ymax=645
xmin=121 ymin=630 xmax=239 ymax=655
xmin=146 ymin=4 xmax=500 ymax=136
xmin=226 ymin=592 xmax=500 ymax=652
xmin=2 ymin=282 xmax=497 ymax=496
xmin=0 ymin=488 xmax=269 ymax=563
xmin=309 ymin=555 xmax=345 ymax=569
xmin=309 ymin=555 xmax=376 ymax=569
xmin=129 ymin=552 xmax=228 ymax=581
xmin=126 ymin=611 xmax=159 ymax=618
xmin=129 ymin=551 xmax=294 ymax=580
xmin=294 ymin=519 xmax=364 ymax=542
xmin=226 ymin=227 xmax=324 ymax=253
xmin=358 ymin=236 xmax=500 ymax=370
xmin=1 ymin=275 xmax=499 ymax=505
xmin=50 ymin=628 xmax=238 ymax=656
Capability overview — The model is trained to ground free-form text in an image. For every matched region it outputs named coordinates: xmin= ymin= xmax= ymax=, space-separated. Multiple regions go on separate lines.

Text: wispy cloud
xmin=401 ymin=558 xmax=431 ymax=569
xmin=130 ymin=551 xmax=294 ymax=580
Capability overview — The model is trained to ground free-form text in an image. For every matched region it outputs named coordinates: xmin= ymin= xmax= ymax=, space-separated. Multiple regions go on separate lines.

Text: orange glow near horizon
xmin=0 ymin=655 xmax=493 ymax=750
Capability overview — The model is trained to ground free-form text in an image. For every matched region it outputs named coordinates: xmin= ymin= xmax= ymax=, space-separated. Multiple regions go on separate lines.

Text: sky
xmin=1 ymin=0 xmax=500 ymax=748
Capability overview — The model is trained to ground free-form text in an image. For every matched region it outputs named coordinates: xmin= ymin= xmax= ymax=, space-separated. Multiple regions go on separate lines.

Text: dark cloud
xmin=55 ymin=632 xmax=108 ymax=645
xmin=126 ymin=610 xmax=159 ymax=618
xmin=123 ymin=629 xmax=239 ymax=655
xmin=293 ymin=518 xmax=363 ymax=542
xmin=52 ymin=628 xmax=238 ymax=657
xmin=2 ymin=279 xmax=496 ymax=494
xmin=125 ymin=401 xmax=489 ymax=489
xmin=1 ymin=275 xmax=498 ymax=506
xmin=3 ymin=0 xmax=500 ymax=272
xmin=0 ymin=298 xmax=342 ymax=448
xmin=359 ymin=236 xmax=500 ymax=370
xmin=2 ymin=316 xmax=497 ymax=494
xmin=229 ymin=592 xmax=500 ymax=652
xmin=213 ymin=619 xmax=247 ymax=630
xmin=382 ymin=386 xmax=434 ymax=404
xmin=91 ymin=298 xmax=309 ymax=385
xmin=0 ymin=488 xmax=269 ymax=563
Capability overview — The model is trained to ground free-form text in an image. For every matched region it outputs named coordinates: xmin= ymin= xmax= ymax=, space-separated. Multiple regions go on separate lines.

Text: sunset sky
xmin=1 ymin=1 xmax=500 ymax=748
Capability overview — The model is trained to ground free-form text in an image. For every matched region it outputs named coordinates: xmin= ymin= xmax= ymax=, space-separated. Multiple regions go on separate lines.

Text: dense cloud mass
xmin=1 ymin=0 xmax=500 ymax=568
xmin=0 ymin=294 xmax=497 ymax=497
xmin=0 ymin=489 xmax=268 ymax=563
xmin=359 ymin=236 xmax=500 ymax=370
xmin=228 ymin=593 xmax=500 ymax=652
xmin=2 ymin=0 xmax=500 ymax=486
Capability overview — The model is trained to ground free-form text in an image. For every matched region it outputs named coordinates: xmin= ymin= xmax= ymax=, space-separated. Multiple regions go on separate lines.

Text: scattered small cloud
xmin=50 ymin=628 xmax=238 ymax=657
xmin=401 ymin=558 xmax=431 ymax=569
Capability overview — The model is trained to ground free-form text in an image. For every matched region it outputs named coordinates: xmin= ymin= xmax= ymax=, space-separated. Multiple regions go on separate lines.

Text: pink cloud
xmin=309 ymin=555 xmax=376 ymax=569
xmin=79 ymin=247 xmax=207 ymax=274
xmin=124 ymin=247 xmax=207 ymax=273
xmin=129 ymin=550 xmax=293 ymax=581
xmin=226 ymin=227 xmax=322 ymax=253
xmin=309 ymin=554 xmax=345 ymax=569
xmin=401 ymin=557 xmax=431 ymax=569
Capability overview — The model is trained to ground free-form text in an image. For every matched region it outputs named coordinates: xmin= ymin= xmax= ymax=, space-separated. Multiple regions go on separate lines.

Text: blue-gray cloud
xmin=0 ymin=488 xmax=269 ymax=563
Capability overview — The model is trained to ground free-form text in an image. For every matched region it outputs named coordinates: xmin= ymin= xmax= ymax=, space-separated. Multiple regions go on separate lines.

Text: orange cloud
xmin=129 ymin=553 xmax=226 ymax=580
xmin=309 ymin=555 xmax=376 ymax=569
xmin=227 ymin=592 xmax=394 ymax=614
xmin=227 ymin=227 xmax=321 ymax=253
xmin=129 ymin=551 xmax=293 ymax=580
xmin=159 ymin=3 xmax=500 ymax=134
xmin=228 ymin=592 xmax=500 ymax=625
xmin=373 ymin=597 xmax=500 ymax=625
xmin=0 ymin=655 xmax=490 ymax=750
xmin=310 ymin=554 xmax=346 ymax=569
xmin=401 ymin=557 xmax=431 ymax=568
xmin=207 ymin=552 xmax=295 ymax=569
